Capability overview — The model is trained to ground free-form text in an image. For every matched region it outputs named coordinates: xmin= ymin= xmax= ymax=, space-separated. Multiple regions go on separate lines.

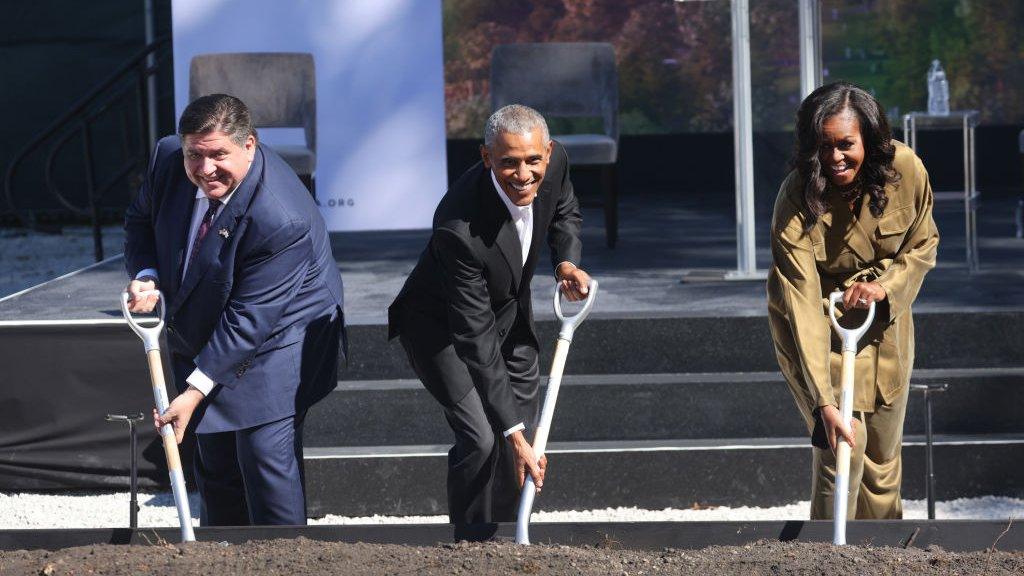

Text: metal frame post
xmin=902 ymin=111 xmax=980 ymax=272
xmin=924 ymin=388 xmax=936 ymax=520
xmin=798 ymin=0 xmax=823 ymax=98
xmin=964 ymin=115 xmax=979 ymax=272
xmin=143 ymin=0 xmax=159 ymax=154
xmin=723 ymin=0 xmax=765 ymax=280
xmin=911 ymin=383 xmax=947 ymax=520
xmin=682 ymin=0 xmax=822 ymax=282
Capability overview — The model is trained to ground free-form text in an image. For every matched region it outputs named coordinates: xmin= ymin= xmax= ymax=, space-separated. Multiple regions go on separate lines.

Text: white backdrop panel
xmin=171 ymin=0 xmax=447 ymax=231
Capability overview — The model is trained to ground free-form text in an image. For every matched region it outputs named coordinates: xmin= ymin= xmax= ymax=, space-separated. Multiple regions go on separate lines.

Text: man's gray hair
xmin=484 ymin=104 xmax=550 ymax=148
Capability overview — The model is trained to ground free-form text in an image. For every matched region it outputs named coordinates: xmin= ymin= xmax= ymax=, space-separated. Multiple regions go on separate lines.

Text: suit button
xmin=498 ymin=328 xmax=507 ymax=337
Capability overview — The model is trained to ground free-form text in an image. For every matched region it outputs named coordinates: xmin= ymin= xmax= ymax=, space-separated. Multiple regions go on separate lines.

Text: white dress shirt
xmin=491 ymin=170 xmax=533 ymax=267
xmin=490 ymin=170 xmax=532 ymax=438
xmin=134 ymin=187 xmax=236 ymax=396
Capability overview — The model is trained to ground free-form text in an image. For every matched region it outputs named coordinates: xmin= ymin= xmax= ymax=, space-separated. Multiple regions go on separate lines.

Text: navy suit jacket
xmin=125 ymin=135 xmax=344 ymax=433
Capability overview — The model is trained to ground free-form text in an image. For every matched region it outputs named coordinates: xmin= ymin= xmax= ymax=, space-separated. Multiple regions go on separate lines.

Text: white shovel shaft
xmin=516 ymin=280 xmax=599 ymax=545
xmin=169 ymin=465 xmax=195 ymax=541
xmin=827 ymin=291 xmax=874 ymax=545
xmin=833 ymin=340 xmax=859 ymax=545
xmin=122 ymin=293 xmax=195 ymax=542
xmin=515 ymin=479 xmax=538 ymax=544
xmin=531 ymin=339 xmax=571 ymax=456
xmin=515 ymin=338 xmax=571 ymax=546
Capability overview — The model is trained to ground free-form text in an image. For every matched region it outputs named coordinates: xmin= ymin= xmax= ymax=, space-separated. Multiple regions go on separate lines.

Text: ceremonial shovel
xmin=827 ymin=291 xmax=875 ymax=545
xmin=516 ymin=279 xmax=598 ymax=545
xmin=120 ymin=290 xmax=196 ymax=542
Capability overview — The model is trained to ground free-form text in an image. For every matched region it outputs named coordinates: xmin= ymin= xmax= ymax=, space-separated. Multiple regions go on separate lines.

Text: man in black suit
xmin=388 ymin=104 xmax=590 ymax=539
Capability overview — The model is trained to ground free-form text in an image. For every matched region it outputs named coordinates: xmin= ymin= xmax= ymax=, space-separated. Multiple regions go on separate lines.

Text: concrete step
xmin=302 ymin=434 xmax=1024 ymax=517
xmin=305 ymin=367 xmax=1024 ymax=447
xmin=343 ymin=309 xmax=1024 ymax=380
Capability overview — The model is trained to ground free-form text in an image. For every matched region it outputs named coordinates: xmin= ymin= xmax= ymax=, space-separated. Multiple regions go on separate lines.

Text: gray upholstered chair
xmin=189 ymin=52 xmax=317 ymax=194
xmin=491 ymin=43 xmax=619 ymax=247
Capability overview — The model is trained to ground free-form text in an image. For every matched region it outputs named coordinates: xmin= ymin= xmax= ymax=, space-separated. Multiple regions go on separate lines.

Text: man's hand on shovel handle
xmin=556 ymin=263 xmax=591 ymax=302
xmin=509 ymin=430 xmax=545 ymax=493
xmin=126 ymin=278 xmax=160 ymax=313
xmin=154 ymin=387 xmax=205 ymax=444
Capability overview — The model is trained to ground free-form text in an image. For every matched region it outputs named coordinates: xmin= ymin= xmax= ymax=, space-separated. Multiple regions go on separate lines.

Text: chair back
xmin=189 ymin=52 xmax=316 ymax=153
xmin=491 ymin=43 xmax=618 ymax=143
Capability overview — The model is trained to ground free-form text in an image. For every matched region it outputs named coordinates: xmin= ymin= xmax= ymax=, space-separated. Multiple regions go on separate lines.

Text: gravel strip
xmin=1 ymin=492 xmax=1020 ymax=529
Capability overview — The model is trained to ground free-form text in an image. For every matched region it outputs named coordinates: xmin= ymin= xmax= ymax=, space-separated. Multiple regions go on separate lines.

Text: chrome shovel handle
xmin=553 ymin=279 xmax=599 ymax=341
xmin=828 ymin=291 xmax=876 ymax=353
xmin=120 ymin=290 xmax=165 ymax=352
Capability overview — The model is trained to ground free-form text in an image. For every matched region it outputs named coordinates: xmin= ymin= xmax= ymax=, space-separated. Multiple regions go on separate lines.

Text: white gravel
xmin=0 ymin=226 xmax=125 ymax=298
xmin=1 ymin=492 xmax=1020 ymax=529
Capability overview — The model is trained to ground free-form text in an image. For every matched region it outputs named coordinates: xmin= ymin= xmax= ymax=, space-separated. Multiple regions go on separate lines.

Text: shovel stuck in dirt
xmin=827 ymin=291 xmax=875 ymax=545
xmin=516 ymin=279 xmax=598 ymax=545
xmin=120 ymin=290 xmax=196 ymax=543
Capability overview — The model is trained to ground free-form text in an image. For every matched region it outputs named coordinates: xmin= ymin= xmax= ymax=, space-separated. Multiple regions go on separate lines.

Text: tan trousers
xmin=809 ymin=384 xmax=909 ymax=519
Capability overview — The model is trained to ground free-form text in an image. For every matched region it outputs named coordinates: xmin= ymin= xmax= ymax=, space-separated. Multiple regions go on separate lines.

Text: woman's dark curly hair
xmin=793 ymin=81 xmax=899 ymax=232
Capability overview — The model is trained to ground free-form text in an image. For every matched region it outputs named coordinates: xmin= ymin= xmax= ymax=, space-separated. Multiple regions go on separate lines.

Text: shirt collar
xmin=490 ymin=170 xmax=531 ymax=221
xmin=194 ymin=186 xmax=236 ymax=207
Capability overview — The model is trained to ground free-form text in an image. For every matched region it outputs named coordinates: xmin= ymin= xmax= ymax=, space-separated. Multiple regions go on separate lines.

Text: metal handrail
xmin=3 ymin=36 xmax=170 ymax=261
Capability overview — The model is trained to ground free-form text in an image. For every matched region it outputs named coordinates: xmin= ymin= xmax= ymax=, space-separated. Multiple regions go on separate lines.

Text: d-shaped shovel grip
xmin=120 ymin=290 xmax=164 ymax=352
xmin=553 ymin=279 xmax=599 ymax=342
xmin=828 ymin=291 xmax=876 ymax=353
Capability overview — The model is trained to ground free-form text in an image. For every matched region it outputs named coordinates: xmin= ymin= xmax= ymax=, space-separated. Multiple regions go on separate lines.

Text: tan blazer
xmin=767 ymin=141 xmax=939 ymax=431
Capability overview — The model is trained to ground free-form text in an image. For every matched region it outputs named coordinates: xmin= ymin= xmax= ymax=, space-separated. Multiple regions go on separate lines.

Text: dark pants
xmin=400 ymin=329 xmax=540 ymax=539
xmin=193 ymin=411 xmax=308 ymax=526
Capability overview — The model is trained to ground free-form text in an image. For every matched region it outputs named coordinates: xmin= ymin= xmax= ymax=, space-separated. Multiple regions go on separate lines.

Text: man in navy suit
xmin=124 ymin=94 xmax=344 ymax=526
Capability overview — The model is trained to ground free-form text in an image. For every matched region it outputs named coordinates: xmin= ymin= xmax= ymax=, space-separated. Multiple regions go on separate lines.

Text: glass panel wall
xmin=443 ymin=0 xmax=1024 ymax=137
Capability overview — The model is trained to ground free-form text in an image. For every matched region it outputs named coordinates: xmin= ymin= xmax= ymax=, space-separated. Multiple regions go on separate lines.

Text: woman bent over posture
xmin=768 ymin=81 xmax=939 ymax=519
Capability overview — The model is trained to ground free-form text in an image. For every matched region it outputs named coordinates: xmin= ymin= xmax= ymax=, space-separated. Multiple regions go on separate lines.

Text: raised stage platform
xmin=1 ymin=190 xmax=1022 ymax=517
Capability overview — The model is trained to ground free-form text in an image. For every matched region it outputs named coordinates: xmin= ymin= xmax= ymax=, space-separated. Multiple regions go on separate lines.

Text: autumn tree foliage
xmin=870 ymin=0 xmax=1024 ymax=122
xmin=443 ymin=0 xmax=1023 ymax=138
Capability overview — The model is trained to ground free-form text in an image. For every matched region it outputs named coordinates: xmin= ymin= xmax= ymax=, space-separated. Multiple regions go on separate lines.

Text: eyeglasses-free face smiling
xmin=480 ymin=130 xmax=553 ymax=207
xmin=182 ymin=130 xmax=256 ymax=200
xmin=819 ymin=109 xmax=865 ymax=190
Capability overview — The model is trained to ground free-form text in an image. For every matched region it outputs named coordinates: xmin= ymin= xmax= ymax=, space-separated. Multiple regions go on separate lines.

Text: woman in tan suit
xmin=768 ymin=82 xmax=939 ymax=519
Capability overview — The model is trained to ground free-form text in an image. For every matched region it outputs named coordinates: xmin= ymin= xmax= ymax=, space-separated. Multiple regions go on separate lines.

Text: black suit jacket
xmin=388 ymin=141 xmax=582 ymax=430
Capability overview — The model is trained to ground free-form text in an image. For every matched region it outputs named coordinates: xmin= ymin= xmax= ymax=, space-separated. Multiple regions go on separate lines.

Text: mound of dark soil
xmin=2 ymin=538 xmax=1022 ymax=575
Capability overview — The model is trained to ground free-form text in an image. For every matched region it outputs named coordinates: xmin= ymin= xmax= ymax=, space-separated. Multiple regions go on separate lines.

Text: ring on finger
xmin=857 ymin=297 xmax=868 ymax=304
